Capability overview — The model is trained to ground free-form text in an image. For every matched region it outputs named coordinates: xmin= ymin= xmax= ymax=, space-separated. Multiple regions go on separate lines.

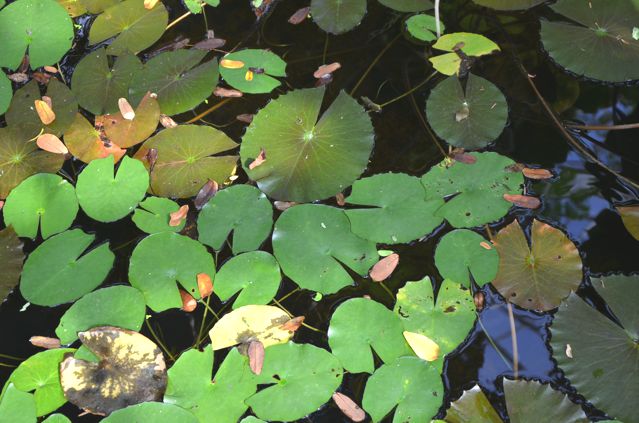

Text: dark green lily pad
xmin=472 ymin=0 xmax=546 ymax=10
xmin=434 ymin=229 xmax=498 ymax=287
xmin=430 ymin=32 xmax=500 ymax=75
xmin=0 ymin=227 xmax=23 ymax=303
xmin=426 ymin=74 xmax=508 ymax=150
xmin=0 ymin=72 xmax=11 ymax=115
xmin=219 ymin=49 xmax=286 ymax=94
xmin=103 ymin=402 xmax=198 ymax=423
xmin=272 ymin=204 xmax=378 ymax=294
xmin=2 ymin=173 xmax=78 ymax=239
xmin=310 ymin=0 xmax=366 ymax=34
xmin=241 ymin=87 xmax=374 ymax=202
xmin=132 ymin=196 xmax=185 ymax=234
xmin=405 ymin=13 xmax=444 ymax=42
xmin=379 ymin=0 xmax=433 ymax=12
xmin=0 ymin=384 xmax=36 ymax=423
xmin=20 ymin=229 xmax=114 ymax=306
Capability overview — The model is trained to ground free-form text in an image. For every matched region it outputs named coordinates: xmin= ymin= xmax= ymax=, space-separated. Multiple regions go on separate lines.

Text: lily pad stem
xmin=0 ymin=362 xmax=16 ymax=368
xmin=145 ymin=319 xmax=176 ymax=361
xmin=379 ymin=70 xmax=438 ymax=108
xmin=434 ymin=0 xmax=441 ymax=38
xmin=350 ymin=32 xmax=402 ymax=97
xmin=166 ymin=11 xmax=192 ymax=30
xmin=477 ymin=314 xmax=513 ymax=370
xmin=271 ymin=298 xmax=325 ymax=334
xmin=195 ymin=295 xmax=215 ymax=349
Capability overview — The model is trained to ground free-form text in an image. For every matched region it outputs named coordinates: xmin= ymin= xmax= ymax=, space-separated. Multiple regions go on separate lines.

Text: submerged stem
xmin=145 ymin=319 xmax=175 ymax=361
xmin=167 ymin=11 xmax=192 ymax=30
xmin=379 ymin=71 xmax=438 ymax=108
xmin=350 ymin=33 xmax=402 ymax=97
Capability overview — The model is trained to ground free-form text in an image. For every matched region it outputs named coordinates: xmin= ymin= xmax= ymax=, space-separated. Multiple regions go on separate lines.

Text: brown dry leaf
xmin=193 ymin=38 xmax=226 ymax=50
xmin=41 ymin=95 xmax=53 ymax=108
xmin=313 ymin=62 xmax=341 ymax=79
xmin=36 ymin=133 xmax=68 ymax=154
xmin=451 ymin=149 xmax=477 ymax=164
xmin=503 ymin=194 xmax=541 ymax=209
xmin=473 ymin=292 xmax=484 ymax=311
xmin=369 ymin=253 xmax=399 ymax=282
xmin=180 ymin=290 xmax=197 ymax=312
xmin=505 ymin=163 xmax=525 ymax=173
xmin=34 ymin=99 xmax=56 ymax=125
xmin=236 ymin=114 xmax=254 ymax=124
xmin=248 ymin=340 xmax=264 ymax=375
xmin=617 ymin=205 xmax=639 ymax=240
xmin=33 ymin=72 xmax=51 ymax=84
xmin=169 ymin=204 xmax=189 ymax=227
xmin=220 ymin=59 xmax=245 ymax=69
xmin=159 ymin=114 xmax=177 ymax=129
xmin=279 ymin=316 xmax=305 ymax=332
xmin=43 ymin=65 xmax=58 ymax=73
xmin=29 ymin=336 xmax=61 ymax=349
xmin=8 ymin=73 xmax=28 ymax=83
xmin=197 ymin=273 xmax=213 ymax=298
xmin=144 ymin=147 xmax=159 ymax=173
xmin=274 ymin=201 xmax=296 ymax=211
xmin=144 ymin=0 xmax=159 ymax=9
xmin=64 ymin=113 xmax=126 ymax=163
xmin=332 ymin=392 xmax=365 ymax=422
xmin=335 ymin=192 xmax=345 ymax=206
xmin=288 ymin=6 xmax=310 ymax=24
xmin=194 ymin=179 xmax=219 ymax=210
xmin=248 ymin=148 xmax=266 ymax=170
xmin=522 ymin=167 xmax=553 ymax=180
xmin=117 ymin=98 xmax=135 ymax=121
xmin=214 ymin=87 xmax=243 ymax=98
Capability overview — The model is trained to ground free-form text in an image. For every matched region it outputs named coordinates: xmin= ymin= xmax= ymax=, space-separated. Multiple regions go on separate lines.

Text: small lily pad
xmin=429 ymin=32 xmax=500 ymax=75
xmin=405 ymin=13 xmax=443 ymax=42
xmin=132 ymin=196 xmax=185 ymax=234
xmin=472 ymin=0 xmax=546 ymax=10
xmin=103 ymin=402 xmax=198 ymax=423
xmin=310 ymin=0 xmax=366 ymax=34
xmin=0 ymin=227 xmax=24 ymax=303
xmin=378 ymin=0 xmax=433 ymax=12
xmin=434 ymin=229 xmax=498 ymax=287
xmin=0 ymin=384 xmax=36 ymax=423
xmin=64 ymin=113 xmax=127 ymax=163
xmin=219 ymin=49 xmax=286 ymax=94
xmin=100 ymin=92 xmax=159 ymax=148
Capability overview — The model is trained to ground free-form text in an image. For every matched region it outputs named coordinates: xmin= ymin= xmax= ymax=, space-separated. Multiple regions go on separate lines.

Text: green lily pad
xmin=88 ymin=0 xmax=168 ymax=56
xmin=2 ymin=173 xmax=78 ymax=239
xmin=426 ymin=74 xmax=508 ymax=150
xmin=129 ymin=231 xmax=216 ymax=311
xmin=164 ymin=346 xmax=257 ymax=423
xmin=272 ymin=204 xmax=378 ymax=294
xmin=540 ymin=0 xmax=639 ymax=83
xmin=55 ymin=285 xmax=146 ymax=344
xmin=129 ymin=49 xmax=218 ymax=116
xmin=240 ymin=418 xmax=265 ymax=423
xmin=103 ymin=402 xmax=198 ymax=423
xmin=344 ymin=173 xmax=444 ymax=244
xmin=245 ymin=342 xmax=344 ymax=422
xmin=405 ymin=13 xmax=443 ymax=42
xmin=101 ymin=92 xmax=160 ymax=148
xmin=71 ymin=48 xmax=142 ymax=115
xmin=434 ymin=229 xmax=498 ymax=287
xmin=0 ymin=0 xmax=74 ymax=69
xmin=310 ymin=0 xmax=366 ymax=34
xmin=132 ymin=196 xmax=185 ymax=234
xmin=420 ymin=152 xmax=523 ymax=228
xmin=328 ymin=297 xmax=412 ymax=373
xmin=134 ymin=125 xmax=238 ymax=198
xmin=241 ymin=87 xmax=374 ymax=202
xmin=42 ymin=414 xmax=71 ymax=423
xmin=0 ymin=72 xmax=11 ymax=115
xmin=429 ymin=32 xmax=500 ymax=75
xmin=219 ymin=49 xmax=286 ymax=94
xmin=472 ymin=0 xmax=546 ymax=10
xmin=20 ymin=229 xmax=114 ymax=306
xmin=445 ymin=385 xmax=502 ymax=423
xmin=81 ymin=0 xmax=121 ymax=14
xmin=0 ymin=384 xmax=36 ymax=423
xmin=492 ymin=219 xmax=583 ymax=311
xmin=551 ymin=274 xmax=639 ymax=423
xmin=362 ymin=356 xmax=444 ymax=423
xmin=197 ymin=185 xmax=273 ymax=254
xmin=214 ymin=251 xmax=281 ymax=309
xmin=0 ymin=227 xmax=24 ymax=303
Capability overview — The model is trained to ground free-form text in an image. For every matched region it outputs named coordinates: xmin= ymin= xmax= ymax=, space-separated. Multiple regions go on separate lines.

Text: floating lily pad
xmin=132 ymin=196 xmax=185 ymax=234
xmin=429 ymin=32 xmax=500 ymax=75
xmin=0 ymin=0 xmax=74 ymax=69
xmin=60 ymin=326 xmax=167 ymax=416
xmin=88 ymin=0 xmax=168 ymax=56
xmin=328 ymin=298 xmax=412 ymax=374
xmin=617 ymin=206 xmax=639 ymax=240
xmin=362 ymin=356 xmax=444 ymax=423
xmin=472 ymin=0 xmax=546 ymax=10
xmin=56 ymin=0 xmax=87 ymax=17
xmin=197 ymin=185 xmax=273 ymax=254
xmin=42 ymin=414 xmax=71 ymax=423
xmin=551 ymin=274 xmax=639 ymax=423
xmin=20 ymin=229 xmax=114 ymax=306
xmin=82 ymin=0 xmax=124 ymax=14
xmin=240 ymin=87 xmax=374 ymax=202
xmin=214 ymin=252 xmax=281 ymax=309
xmin=100 ymin=92 xmax=159 ymax=148
xmin=129 ymin=231 xmax=215 ymax=312
xmin=219 ymin=49 xmax=286 ymax=94
xmin=64 ymin=113 xmax=127 ymax=163
xmin=76 ymin=155 xmax=149 ymax=222
xmin=492 ymin=219 xmax=582 ymax=311
xmin=134 ymin=125 xmax=238 ymax=198
xmin=445 ymin=385 xmax=502 ymax=423
xmin=421 ymin=152 xmax=523 ymax=228
xmin=0 ymin=384 xmax=36 ymax=423
xmin=434 ymin=229 xmax=498 ymax=286
xmin=0 ymin=227 xmax=23 ymax=303
xmin=245 ymin=342 xmax=344 ymax=422
xmin=0 ymin=73 xmax=11 ymax=115
xmin=405 ymin=13 xmax=442 ymax=43
xmin=129 ymin=49 xmax=218 ymax=115
xmin=272 ymin=204 xmax=378 ymax=294
xmin=310 ymin=0 xmax=366 ymax=34
xmin=164 ymin=346 xmax=257 ymax=422
xmin=71 ymin=48 xmax=142 ymax=115
xmin=55 ymin=286 xmax=146 ymax=344
xmin=426 ymin=74 xmax=508 ymax=149
xmin=103 ymin=402 xmax=198 ymax=423
xmin=345 ymin=173 xmax=444 ymax=244
xmin=2 ymin=173 xmax=78 ymax=239
xmin=379 ymin=0 xmax=433 ymax=12
xmin=540 ymin=0 xmax=639 ymax=83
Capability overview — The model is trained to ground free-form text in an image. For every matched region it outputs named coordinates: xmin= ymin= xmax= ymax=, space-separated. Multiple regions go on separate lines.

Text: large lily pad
xmin=379 ymin=0 xmax=433 ymax=12
xmin=344 ymin=173 xmax=444 ymax=244
xmin=219 ymin=49 xmax=286 ymax=94
xmin=134 ymin=125 xmax=238 ymax=198
xmin=492 ymin=219 xmax=583 ymax=311
xmin=132 ymin=196 xmax=185 ymax=234
xmin=429 ymin=32 xmax=500 ymax=76
xmin=0 ymin=227 xmax=23 ymax=303
xmin=100 ymin=92 xmax=159 ymax=148
xmin=472 ymin=0 xmax=546 ymax=10
xmin=240 ymin=87 xmax=374 ymax=202
xmin=551 ymin=274 xmax=639 ymax=423
xmin=272 ymin=204 xmax=378 ymax=294
xmin=0 ymin=384 xmax=36 ymax=423
xmin=434 ymin=229 xmax=498 ymax=287
xmin=103 ymin=402 xmax=198 ymax=423
xmin=64 ymin=113 xmax=126 ymax=163
xmin=310 ymin=0 xmax=366 ymax=34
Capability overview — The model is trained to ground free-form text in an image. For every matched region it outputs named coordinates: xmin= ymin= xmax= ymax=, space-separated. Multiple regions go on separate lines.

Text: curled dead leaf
xmin=117 ymin=98 xmax=135 ymax=121
xmin=194 ymin=180 xmax=219 ymax=210
xmin=369 ymin=253 xmax=399 ymax=282
xmin=274 ymin=201 xmax=296 ymax=211
xmin=288 ymin=6 xmax=310 ymax=24
xmin=34 ymin=99 xmax=56 ymax=125
xmin=503 ymin=194 xmax=541 ymax=209
xmin=473 ymin=292 xmax=484 ymax=311
xmin=36 ymin=133 xmax=68 ymax=154
xmin=180 ymin=290 xmax=197 ymax=312
xmin=335 ymin=192 xmax=345 ymax=206
xmin=248 ymin=340 xmax=264 ymax=375
xmin=565 ymin=343 xmax=573 ymax=358
xmin=279 ymin=316 xmax=305 ymax=332
xmin=332 ymin=392 xmax=366 ymax=422
xmin=29 ymin=336 xmax=61 ymax=349
xmin=451 ymin=149 xmax=477 ymax=164
xmin=505 ymin=163 xmax=525 ymax=173
xmin=522 ymin=167 xmax=553 ymax=180
xmin=197 ymin=273 xmax=213 ymax=298
xmin=33 ymin=72 xmax=50 ymax=84
xmin=41 ymin=95 xmax=53 ymax=108
xmin=245 ymin=70 xmax=254 ymax=81
xmin=248 ymin=148 xmax=266 ymax=170
xmin=169 ymin=204 xmax=189 ymax=227
xmin=214 ymin=87 xmax=243 ymax=98
xmin=236 ymin=113 xmax=254 ymax=124
xmin=159 ymin=114 xmax=177 ymax=129
xmin=144 ymin=148 xmax=158 ymax=173
xmin=313 ymin=62 xmax=341 ymax=79
xmin=193 ymin=38 xmax=226 ymax=50
xmin=43 ymin=65 xmax=58 ymax=73
xmin=220 ymin=59 xmax=245 ymax=69
xmin=479 ymin=241 xmax=492 ymax=250
xmin=8 ymin=72 xmax=28 ymax=83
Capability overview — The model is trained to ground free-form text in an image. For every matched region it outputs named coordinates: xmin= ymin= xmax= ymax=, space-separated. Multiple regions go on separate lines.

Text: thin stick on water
xmin=167 ymin=11 xmax=192 ymax=30
xmin=145 ymin=319 xmax=175 ymax=361
xmin=477 ymin=314 xmax=513 ymax=371
xmin=507 ymin=302 xmax=519 ymax=379
xmin=435 ymin=0 xmax=441 ymax=38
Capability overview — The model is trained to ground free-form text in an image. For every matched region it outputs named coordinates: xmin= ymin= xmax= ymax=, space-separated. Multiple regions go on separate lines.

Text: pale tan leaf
xmin=34 ymin=99 xmax=56 ymax=125
xmin=214 ymin=87 xmax=243 ymax=98
xmin=503 ymin=194 xmax=541 ymax=209
xmin=522 ymin=167 xmax=553 ymax=180
xmin=117 ymin=98 xmax=135 ymax=121
xmin=29 ymin=336 xmax=61 ymax=349
xmin=169 ymin=204 xmax=189 ymax=227
xmin=369 ymin=253 xmax=399 ymax=282
xmin=332 ymin=392 xmax=366 ymax=422
xmin=248 ymin=340 xmax=264 ymax=375
xmin=36 ymin=133 xmax=68 ymax=154
xmin=313 ymin=62 xmax=341 ymax=79
xmin=279 ymin=316 xmax=305 ymax=332
xmin=248 ymin=148 xmax=266 ymax=170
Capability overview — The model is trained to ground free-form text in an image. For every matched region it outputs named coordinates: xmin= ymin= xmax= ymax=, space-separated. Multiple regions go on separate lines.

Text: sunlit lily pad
xmin=42 ymin=414 xmax=71 ymax=423
xmin=472 ymin=0 xmax=546 ymax=10
xmin=100 ymin=92 xmax=160 ymax=148
xmin=60 ymin=326 xmax=167 ymax=415
xmin=434 ymin=229 xmax=498 ymax=286
xmin=0 ymin=227 xmax=23 ymax=303
xmin=551 ymin=274 xmax=639 ymax=423
xmin=64 ymin=113 xmax=126 ymax=163
xmin=129 ymin=231 xmax=215 ymax=312
xmin=164 ymin=346 xmax=257 ymax=422
xmin=429 ymin=32 xmax=500 ymax=76
xmin=310 ymin=0 xmax=366 ymax=34
xmin=328 ymin=297 xmax=412 ymax=373
xmin=379 ymin=0 xmax=433 ymax=12
xmin=617 ymin=205 xmax=639 ymax=240
xmin=272 ymin=204 xmax=378 ymax=294
xmin=103 ymin=402 xmax=198 ymax=422
xmin=492 ymin=219 xmax=582 ymax=311
xmin=134 ymin=125 xmax=238 ymax=198
xmin=0 ymin=384 xmax=36 ymax=423
xmin=240 ymin=87 xmax=374 ymax=202
xmin=219 ymin=49 xmax=286 ymax=94
xmin=0 ymin=73 xmax=11 ymax=115
xmin=245 ymin=342 xmax=343 ymax=422
xmin=132 ymin=196 xmax=185 ymax=234
xmin=56 ymin=0 xmax=87 ymax=17
xmin=426 ymin=74 xmax=508 ymax=149
xmin=405 ymin=13 xmax=443 ymax=42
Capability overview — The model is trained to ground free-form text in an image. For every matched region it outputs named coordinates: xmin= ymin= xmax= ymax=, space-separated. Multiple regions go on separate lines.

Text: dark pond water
xmin=1 ymin=0 xmax=639 ymax=421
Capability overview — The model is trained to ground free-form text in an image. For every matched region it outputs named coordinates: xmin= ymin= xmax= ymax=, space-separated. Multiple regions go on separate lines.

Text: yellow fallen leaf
xmin=403 ymin=331 xmax=440 ymax=361
xmin=220 ymin=59 xmax=245 ymax=69
xmin=34 ymin=99 xmax=55 ymax=125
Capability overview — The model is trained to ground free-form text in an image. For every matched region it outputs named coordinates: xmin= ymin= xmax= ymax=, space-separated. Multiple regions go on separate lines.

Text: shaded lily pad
xmin=426 ymin=74 xmax=508 ymax=150
xmin=245 ymin=342 xmax=343 ymax=422
xmin=472 ymin=0 xmax=546 ymax=10
xmin=617 ymin=205 xmax=639 ymax=240
xmin=64 ymin=113 xmax=126 ymax=163
xmin=2 ymin=173 xmax=78 ymax=239
xmin=379 ymin=0 xmax=433 ymax=12
xmin=60 ymin=326 xmax=167 ymax=416
xmin=103 ymin=402 xmax=198 ymax=423
xmin=100 ymin=92 xmax=160 ymax=148
xmin=344 ymin=173 xmax=444 ymax=244
xmin=0 ymin=384 xmax=36 ymax=423
xmin=272 ymin=204 xmax=378 ymax=294
xmin=445 ymin=385 xmax=502 ymax=423
xmin=164 ymin=346 xmax=257 ymax=422
xmin=434 ymin=229 xmax=498 ymax=287
xmin=0 ymin=72 xmax=11 ymax=115
xmin=132 ymin=196 xmax=185 ymax=234
xmin=134 ymin=125 xmax=238 ymax=198
xmin=405 ymin=13 xmax=443 ymax=42
xmin=76 ymin=156 xmax=149 ymax=222
xmin=310 ymin=0 xmax=366 ymax=34
xmin=0 ymin=227 xmax=24 ymax=303
xmin=328 ymin=297 xmax=412 ymax=374
xmin=219 ymin=49 xmax=286 ymax=94
xmin=492 ymin=219 xmax=582 ymax=311
xmin=429 ymin=32 xmax=500 ymax=75
xmin=197 ymin=185 xmax=273 ymax=254
xmin=20 ymin=229 xmax=114 ymax=306
xmin=240 ymin=87 xmax=374 ymax=202
xmin=0 ymin=0 xmax=74 ymax=69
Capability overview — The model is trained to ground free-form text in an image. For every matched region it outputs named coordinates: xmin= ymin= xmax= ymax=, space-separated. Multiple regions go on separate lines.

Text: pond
xmin=0 ymin=0 xmax=638 ymax=422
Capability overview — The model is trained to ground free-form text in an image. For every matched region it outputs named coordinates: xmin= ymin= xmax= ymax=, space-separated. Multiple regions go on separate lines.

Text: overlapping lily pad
xmin=434 ymin=229 xmax=498 ymax=286
xmin=132 ymin=196 xmax=185 ymax=234
xmin=429 ymin=32 xmax=500 ymax=75
xmin=219 ymin=49 xmax=286 ymax=94
xmin=0 ymin=227 xmax=23 ymax=303
xmin=103 ymin=402 xmax=198 ymax=423
xmin=63 ymin=113 xmax=127 ymax=163
xmin=310 ymin=0 xmax=366 ymax=34
xmin=100 ymin=92 xmax=160 ymax=148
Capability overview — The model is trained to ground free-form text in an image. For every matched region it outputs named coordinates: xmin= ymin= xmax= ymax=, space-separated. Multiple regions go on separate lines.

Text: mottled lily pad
xmin=132 ymin=196 xmax=185 ymax=234
xmin=64 ymin=113 xmax=126 ymax=163
xmin=434 ymin=229 xmax=498 ymax=287
xmin=310 ymin=0 xmax=366 ymax=34
xmin=219 ymin=49 xmax=286 ymax=94
xmin=0 ymin=227 xmax=23 ymax=303
xmin=429 ymin=32 xmax=500 ymax=76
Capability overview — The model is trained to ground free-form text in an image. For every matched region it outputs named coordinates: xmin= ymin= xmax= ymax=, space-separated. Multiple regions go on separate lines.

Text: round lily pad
xmin=379 ymin=0 xmax=433 ymax=12
xmin=64 ymin=113 xmax=127 ymax=164
xmin=103 ymin=402 xmax=198 ymax=423
xmin=241 ymin=87 xmax=374 ymax=202
xmin=76 ymin=155 xmax=149 ymax=222
xmin=0 ymin=227 xmax=23 ymax=303
xmin=132 ymin=196 xmax=185 ymax=234
xmin=219 ymin=49 xmax=286 ymax=94
xmin=20 ymin=229 xmax=115 ymax=306
xmin=429 ymin=32 xmax=500 ymax=76
xmin=492 ymin=219 xmax=583 ymax=311
xmin=129 ymin=231 xmax=216 ymax=312
xmin=0 ymin=72 xmax=11 ymax=115
xmin=472 ymin=0 xmax=546 ymax=10
xmin=3 ymin=173 xmax=78 ymax=239
xmin=0 ymin=384 xmax=36 ymax=423
xmin=405 ymin=14 xmax=443 ymax=43
xmin=100 ymin=92 xmax=160 ymax=148
xmin=272 ymin=204 xmax=378 ymax=294
xmin=434 ymin=229 xmax=498 ymax=287
xmin=426 ymin=74 xmax=508 ymax=150
xmin=310 ymin=0 xmax=366 ymax=34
